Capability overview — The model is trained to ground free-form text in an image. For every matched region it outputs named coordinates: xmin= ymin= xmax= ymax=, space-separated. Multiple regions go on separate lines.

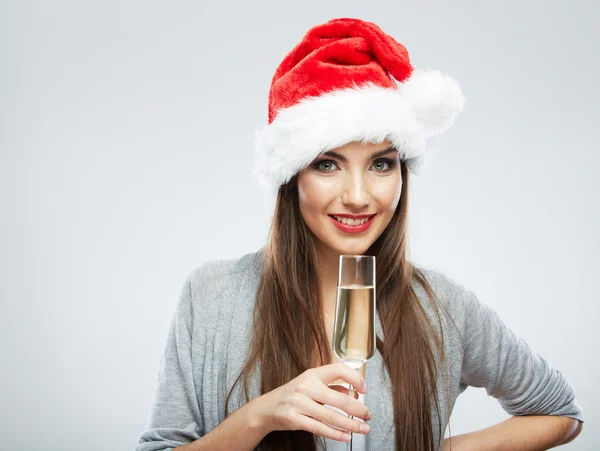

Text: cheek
xmin=373 ymin=175 xmax=402 ymax=212
xmin=297 ymin=174 xmax=334 ymax=219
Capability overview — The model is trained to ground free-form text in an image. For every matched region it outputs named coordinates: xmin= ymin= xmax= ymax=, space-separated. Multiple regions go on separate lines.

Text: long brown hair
xmin=227 ymin=160 xmax=448 ymax=450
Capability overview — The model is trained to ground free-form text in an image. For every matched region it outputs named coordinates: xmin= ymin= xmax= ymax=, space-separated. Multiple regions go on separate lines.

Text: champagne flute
xmin=332 ymin=255 xmax=376 ymax=449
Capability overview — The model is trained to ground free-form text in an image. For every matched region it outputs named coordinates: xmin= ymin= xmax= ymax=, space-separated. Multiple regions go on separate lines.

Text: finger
xmin=328 ymin=384 xmax=358 ymax=399
xmin=306 ymin=384 xmax=370 ymax=420
xmin=299 ymin=396 xmax=370 ymax=435
xmin=292 ymin=412 xmax=352 ymax=442
xmin=314 ymin=363 xmax=367 ymax=393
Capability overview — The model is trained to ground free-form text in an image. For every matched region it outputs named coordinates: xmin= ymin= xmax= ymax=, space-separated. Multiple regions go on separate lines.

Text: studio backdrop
xmin=0 ymin=1 xmax=597 ymax=450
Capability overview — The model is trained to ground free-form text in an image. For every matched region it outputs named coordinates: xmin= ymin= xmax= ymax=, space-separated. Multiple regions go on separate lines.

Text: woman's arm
xmin=439 ymin=280 xmax=585 ymax=451
xmin=174 ymin=398 xmax=268 ymax=451
xmin=442 ymin=415 xmax=583 ymax=451
xmin=136 ymin=264 xmax=370 ymax=451
xmin=175 ymin=363 xmax=370 ymax=451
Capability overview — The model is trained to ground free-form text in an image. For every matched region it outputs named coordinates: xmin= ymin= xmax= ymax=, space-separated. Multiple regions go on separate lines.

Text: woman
xmin=137 ymin=18 xmax=584 ymax=451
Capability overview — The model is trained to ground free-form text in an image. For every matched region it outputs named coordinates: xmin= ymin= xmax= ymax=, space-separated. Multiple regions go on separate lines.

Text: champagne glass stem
xmin=348 ymin=382 xmax=354 ymax=451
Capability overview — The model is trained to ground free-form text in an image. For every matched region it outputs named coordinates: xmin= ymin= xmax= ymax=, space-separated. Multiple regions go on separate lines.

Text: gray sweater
xmin=136 ymin=249 xmax=584 ymax=451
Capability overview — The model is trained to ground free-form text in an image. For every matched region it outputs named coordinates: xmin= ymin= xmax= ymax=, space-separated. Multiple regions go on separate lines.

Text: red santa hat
xmin=254 ymin=17 xmax=465 ymax=192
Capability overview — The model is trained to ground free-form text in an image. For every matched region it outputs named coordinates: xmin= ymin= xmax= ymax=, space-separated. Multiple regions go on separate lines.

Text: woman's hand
xmin=251 ymin=362 xmax=371 ymax=442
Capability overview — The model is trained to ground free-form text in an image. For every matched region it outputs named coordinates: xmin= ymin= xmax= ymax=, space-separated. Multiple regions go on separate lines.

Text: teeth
xmin=333 ymin=215 xmax=371 ymax=226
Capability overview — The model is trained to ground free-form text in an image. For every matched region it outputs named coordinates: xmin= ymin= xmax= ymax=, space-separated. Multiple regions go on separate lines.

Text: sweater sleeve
xmin=457 ymin=288 xmax=584 ymax=422
xmin=136 ymin=273 xmax=204 ymax=451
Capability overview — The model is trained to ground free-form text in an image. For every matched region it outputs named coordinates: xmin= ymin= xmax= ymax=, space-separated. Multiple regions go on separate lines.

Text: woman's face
xmin=297 ymin=140 xmax=402 ymax=259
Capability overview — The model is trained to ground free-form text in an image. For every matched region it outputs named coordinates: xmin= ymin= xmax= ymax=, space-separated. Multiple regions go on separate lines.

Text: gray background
xmin=1 ymin=1 xmax=598 ymax=450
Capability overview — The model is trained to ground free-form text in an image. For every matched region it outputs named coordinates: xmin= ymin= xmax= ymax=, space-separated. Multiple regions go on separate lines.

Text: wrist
xmin=244 ymin=393 xmax=274 ymax=438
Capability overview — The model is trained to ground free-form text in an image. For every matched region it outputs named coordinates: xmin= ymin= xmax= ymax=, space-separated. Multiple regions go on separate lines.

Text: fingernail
xmin=366 ymin=411 xmax=372 ymax=421
xmin=360 ymin=423 xmax=370 ymax=433
xmin=342 ymin=433 xmax=352 ymax=442
xmin=362 ymin=382 xmax=367 ymax=393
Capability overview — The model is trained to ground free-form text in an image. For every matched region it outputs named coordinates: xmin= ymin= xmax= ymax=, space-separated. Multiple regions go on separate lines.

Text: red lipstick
xmin=328 ymin=214 xmax=376 ymax=234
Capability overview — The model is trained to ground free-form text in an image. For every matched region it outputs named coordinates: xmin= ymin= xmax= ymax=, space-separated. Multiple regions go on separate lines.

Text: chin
xmin=331 ymin=240 xmax=374 ymax=256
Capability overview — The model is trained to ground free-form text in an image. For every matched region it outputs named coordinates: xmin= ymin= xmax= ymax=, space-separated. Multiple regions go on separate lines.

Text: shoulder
xmin=412 ymin=264 xmax=473 ymax=306
xmin=186 ymin=248 xmax=264 ymax=295
xmin=165 ymin=249 xmax=264 ymax=341
xmin=411 ymin=264 xmax=483 ymax=327
xmin=182 ymin=248 xmax=265 ymax=306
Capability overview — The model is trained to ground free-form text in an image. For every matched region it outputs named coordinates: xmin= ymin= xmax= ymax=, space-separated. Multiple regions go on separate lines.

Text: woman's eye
xmin=313 ymin=158 xmax=395 ymax=173
xmin=372 ymin=159 xmax=393 ymax=171
xmin=315 ymin=160 xmax=338 ymax=172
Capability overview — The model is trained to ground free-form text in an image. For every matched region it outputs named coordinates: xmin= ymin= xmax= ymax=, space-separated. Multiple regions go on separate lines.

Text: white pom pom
xmin=399 ymin=69 xmax=466 ymax=137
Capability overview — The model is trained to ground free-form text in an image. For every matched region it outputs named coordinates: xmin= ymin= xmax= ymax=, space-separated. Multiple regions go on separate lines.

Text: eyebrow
xmin=321 ymin=145 xmax=397 ymax=163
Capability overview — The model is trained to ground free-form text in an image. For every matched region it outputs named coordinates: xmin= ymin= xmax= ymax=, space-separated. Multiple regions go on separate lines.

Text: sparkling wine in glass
xmin=332 ymin=255 xmax=376 ymax=449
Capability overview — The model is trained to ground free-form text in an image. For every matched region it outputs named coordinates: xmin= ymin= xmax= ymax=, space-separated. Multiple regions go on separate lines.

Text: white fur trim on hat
xmin=399 ymin=69 xmax=465 ymax=136
xmin=254 ymin=69 xmax=465 ymax=193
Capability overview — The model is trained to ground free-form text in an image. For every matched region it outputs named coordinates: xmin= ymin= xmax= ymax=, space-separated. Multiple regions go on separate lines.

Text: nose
xmin=340 ymin=170 xmax=371 ymax=208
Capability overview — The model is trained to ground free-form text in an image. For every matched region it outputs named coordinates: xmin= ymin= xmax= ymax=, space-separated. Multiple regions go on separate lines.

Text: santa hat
xmin=254 ymin=17 xmax=465 ymax=193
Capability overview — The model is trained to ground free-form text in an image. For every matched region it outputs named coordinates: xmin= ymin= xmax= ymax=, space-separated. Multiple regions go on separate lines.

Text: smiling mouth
xmin=328 ymin=215 xmax=375 ymax=226
xmin=327 ymin=214 xmax=377 ymax=236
